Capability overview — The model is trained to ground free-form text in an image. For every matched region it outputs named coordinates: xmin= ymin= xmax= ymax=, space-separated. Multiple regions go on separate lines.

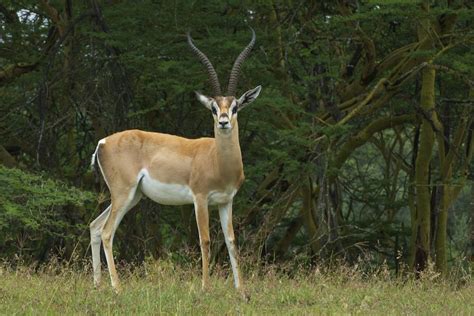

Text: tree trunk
xmin=0 ymin=145 xmax=17 ymax=168
xmin=408 ymin=127 xmax=419 ymax=267
xmin=470 ymin=183 xmax=474 ymax=263
xmin=410 ymin=0 xmax=438 ymax=274
xmin=301 ymin=179 xmax=319 ymax=255
xmin=273 ymin=216 xmax=303 ymax=259
xmin=412 ymin=64 xmax=436 ymax=273
xmin=434 ymin=186 xmax=449 ymax=274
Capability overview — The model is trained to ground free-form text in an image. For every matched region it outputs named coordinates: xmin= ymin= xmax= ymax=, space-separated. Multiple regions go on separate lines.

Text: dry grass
xmin=0 ymin=259 xmax=472 ymax=315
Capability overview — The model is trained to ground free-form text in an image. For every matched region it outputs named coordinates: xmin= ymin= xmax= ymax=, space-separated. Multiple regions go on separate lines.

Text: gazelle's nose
xmin=219 ymin=121 xmax=229 ymax=128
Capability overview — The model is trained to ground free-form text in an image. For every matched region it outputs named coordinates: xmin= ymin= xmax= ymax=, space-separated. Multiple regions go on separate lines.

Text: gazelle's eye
xmin=211 ymin=107 xmax=217 ymax=115
xmin=232 ymin=106 xmax=237 ymax=114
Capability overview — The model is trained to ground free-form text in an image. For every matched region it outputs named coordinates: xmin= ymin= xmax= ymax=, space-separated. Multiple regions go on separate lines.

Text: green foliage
xmin=0 ymin=166 xmax=94 ymax=260
xmin=0 ymin=0 xmax=472 ymax=272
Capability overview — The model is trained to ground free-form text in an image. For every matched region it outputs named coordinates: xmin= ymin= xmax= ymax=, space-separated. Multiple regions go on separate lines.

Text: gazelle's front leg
xmin=218 ymin=201 xmax=247 ymax=299
xmin=193 ymin=194 xmax=210 ymax=290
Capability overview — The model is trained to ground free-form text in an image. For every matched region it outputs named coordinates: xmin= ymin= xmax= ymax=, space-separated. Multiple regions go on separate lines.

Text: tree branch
xmin=0 ymin=63 xmax=38 ymax=85
xmin=333 ymin=114 xmax=416 ymax=170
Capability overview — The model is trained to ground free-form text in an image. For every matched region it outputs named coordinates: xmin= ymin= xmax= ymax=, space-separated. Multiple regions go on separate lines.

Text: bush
xmin=0 ymin=166 xmax=95 ymax=262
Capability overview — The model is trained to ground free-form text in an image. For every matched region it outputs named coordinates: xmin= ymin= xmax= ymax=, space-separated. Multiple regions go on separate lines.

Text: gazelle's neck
xmin=214 ymin=121 xmax=243 ymax=179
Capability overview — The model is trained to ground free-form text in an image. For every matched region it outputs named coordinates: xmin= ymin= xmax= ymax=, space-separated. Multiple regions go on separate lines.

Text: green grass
xmin=0 ymin=260 xmax=472 ymax=315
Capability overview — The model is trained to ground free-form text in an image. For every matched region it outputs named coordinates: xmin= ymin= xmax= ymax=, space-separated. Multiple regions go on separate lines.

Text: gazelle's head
xmin=188 ymin=28 xmax=262 ymax=133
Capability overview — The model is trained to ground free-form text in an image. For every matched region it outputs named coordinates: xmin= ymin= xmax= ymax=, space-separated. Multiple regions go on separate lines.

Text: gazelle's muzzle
xmin=218 ymin=113 xmax=230 ymax=129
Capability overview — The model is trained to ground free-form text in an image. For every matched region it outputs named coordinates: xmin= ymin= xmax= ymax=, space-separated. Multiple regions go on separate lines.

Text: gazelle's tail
xmin=91 ymin=139 xmax=105 ymax=183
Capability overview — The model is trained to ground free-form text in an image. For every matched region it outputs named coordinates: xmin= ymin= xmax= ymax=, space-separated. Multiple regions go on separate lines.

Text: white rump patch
xmin=91 ymin=138 xmax=106 ymax=168
xmin=138 ymin=169 xmax=194 ymax=205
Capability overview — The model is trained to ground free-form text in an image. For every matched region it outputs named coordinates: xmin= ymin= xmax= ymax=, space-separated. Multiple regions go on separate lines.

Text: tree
xmin=0 ymin=1 xmax=472 ymax=275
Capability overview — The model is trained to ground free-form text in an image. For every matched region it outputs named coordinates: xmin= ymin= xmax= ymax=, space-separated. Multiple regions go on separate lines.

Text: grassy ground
xmin=0 ymin=260 xmax=472 ymax=315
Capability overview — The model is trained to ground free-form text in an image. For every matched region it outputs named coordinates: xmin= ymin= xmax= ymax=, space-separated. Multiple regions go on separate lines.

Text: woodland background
xmin=0 ymin=0 xmax=473 ymax=277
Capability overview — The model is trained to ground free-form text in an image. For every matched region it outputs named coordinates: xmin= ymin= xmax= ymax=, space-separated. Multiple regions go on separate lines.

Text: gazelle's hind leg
xmin=90 ymin=206 xmax=111 ymax=287
xmin=101 ymin=188 xmax=142 ymax=292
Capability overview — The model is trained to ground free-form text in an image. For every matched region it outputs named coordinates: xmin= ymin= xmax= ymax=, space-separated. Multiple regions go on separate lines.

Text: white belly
xmin=138 ymin=169 xmax=237 ymax=206
xmin=139 ymin=170 xmax=194 ymax=205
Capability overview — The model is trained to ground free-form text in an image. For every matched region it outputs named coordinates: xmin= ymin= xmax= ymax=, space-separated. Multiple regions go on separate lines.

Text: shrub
xmin=0 ymin=166 xmax=94 ymax=262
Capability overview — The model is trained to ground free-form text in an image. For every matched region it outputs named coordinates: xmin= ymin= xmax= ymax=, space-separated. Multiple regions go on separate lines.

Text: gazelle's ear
xmin=195 ymin=91 xmax=214 ymax=110
xmin=237 ymin=85 xmax=262 ymax=111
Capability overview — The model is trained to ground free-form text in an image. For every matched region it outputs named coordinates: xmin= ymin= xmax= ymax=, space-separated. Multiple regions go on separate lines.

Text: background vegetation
xmin=0 ymin=0 xmax=473 ymax=281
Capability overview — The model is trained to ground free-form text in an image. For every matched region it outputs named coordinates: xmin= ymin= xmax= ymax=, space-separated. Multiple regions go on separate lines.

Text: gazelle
xmin=89 ymin=28 xmax=261 ymax=299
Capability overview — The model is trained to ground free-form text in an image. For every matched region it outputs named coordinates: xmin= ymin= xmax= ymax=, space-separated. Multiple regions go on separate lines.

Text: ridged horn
xmin=187 ymin=32 xmax=222 ymax=96
xmin=227 ymin=27 xmax=256 ymax=96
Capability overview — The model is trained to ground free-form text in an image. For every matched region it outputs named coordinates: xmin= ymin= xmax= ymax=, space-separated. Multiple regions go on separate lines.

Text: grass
xmin=0 ymin=259 xmax=472 ymax=315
